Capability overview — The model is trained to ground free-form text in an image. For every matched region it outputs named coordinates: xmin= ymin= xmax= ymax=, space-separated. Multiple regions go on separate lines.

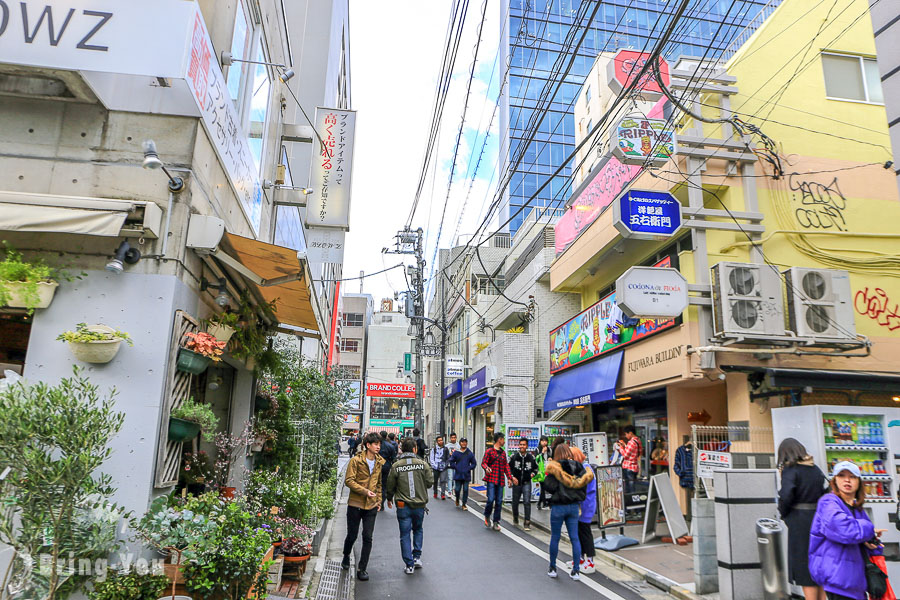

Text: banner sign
xmin=306 ymin=227 xmax=345 ymax=265
xmin=445 ymin=355 xmax=464 ymax=379
xmin=443 ymin=379 xmax=462 ymax=400
xmin=596 ymin=466 xmax=626 ymax=528
xmin=614 ymin=190 xmax=682 ymax=239
xmin=697 ymin=450 xmax=732 ymax=478
xmin=550 ymin=257 xmax=676 ymax=373
xmin=365 ymin=383 xmax=415 ymax=398
xmin=612 ymin=117 xmax=675 ymax=166
xmin=616 ymin=266 xmax=688 ymax=319
xmin=307 ymin=108 xmax=357 ymax=230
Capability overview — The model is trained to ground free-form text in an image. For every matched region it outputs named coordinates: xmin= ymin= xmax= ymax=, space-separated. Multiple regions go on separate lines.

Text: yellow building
xmin=548 ymin=0 xmax=900 ymax=513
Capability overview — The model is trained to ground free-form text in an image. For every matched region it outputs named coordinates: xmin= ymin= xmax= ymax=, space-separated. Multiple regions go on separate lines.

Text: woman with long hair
xmin=777 ymin=438 xmax=827 ymax=600
xmin=536 ymin=436 xmax=551 ymax=510
xmin=542 ymin=443 xmax=594 ymax=581
xmin=809 ymin=461 xmax=885 ymax=600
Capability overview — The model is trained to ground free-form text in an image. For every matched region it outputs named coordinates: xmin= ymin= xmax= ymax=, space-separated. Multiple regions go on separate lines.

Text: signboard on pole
xmin=404 ymin=353 xmax=413 ymax=373
xmin=606 ymin=50 xmax=671 ymax=99
xmin=445 ymin=355 xmax=464 ymax=378
xmin=306 ymin=227 xmax=345 ymax=265
xmin=612 ymin=117 xmax=675 ymax=166
xmin=596 ymin=466 xmax=626 ymax=528
xmin=613 ymin=189 xmax=682 ymax=240
xmin=697 ymin=450 xmax=732 ymax=478
xmin=306 ymin=107 xmax=357 ymax=230
xmin=615 ymin=266 xmax=688 ymax=319
xmin=573 ymin=433 xmax=609 ymax=466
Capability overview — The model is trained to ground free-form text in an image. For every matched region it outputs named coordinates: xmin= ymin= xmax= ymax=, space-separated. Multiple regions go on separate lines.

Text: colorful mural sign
xmin=549 ymin=257 xmax=677 ymax=374
xmin=612 ymin=117 xmax=675 ymax=166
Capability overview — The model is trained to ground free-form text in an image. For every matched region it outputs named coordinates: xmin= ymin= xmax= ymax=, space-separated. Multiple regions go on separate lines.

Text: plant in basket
xmin=280 ymin=525 xmax=313 ymax=562
xmin=250 ymin=420 xmax=277 ymax=452
xmin=170 ymin=397 xmax=219 ymax=442
xmin=182 ymin=332 xmax=226 ymax=361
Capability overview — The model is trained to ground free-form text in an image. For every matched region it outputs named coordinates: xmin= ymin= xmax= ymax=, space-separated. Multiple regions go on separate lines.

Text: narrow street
xmin=353 ymin=492 xmax=662 ymax=600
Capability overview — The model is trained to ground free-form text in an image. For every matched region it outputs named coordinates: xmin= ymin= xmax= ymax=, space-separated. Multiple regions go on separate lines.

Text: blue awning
xmin=543 ymin=351 xmax=623 ymax=412
xmin=466 ymin=392 xmax=493 ymax=410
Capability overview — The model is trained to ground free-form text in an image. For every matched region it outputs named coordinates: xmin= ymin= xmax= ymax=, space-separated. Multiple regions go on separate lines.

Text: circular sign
xmin=615 ymin=266 xmax=688 ymax=319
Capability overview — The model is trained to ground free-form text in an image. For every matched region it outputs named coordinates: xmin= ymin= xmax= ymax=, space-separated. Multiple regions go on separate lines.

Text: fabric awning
xmin=215 ymin=233 xmax=319 ymax=332
xmin=466 ymin=392 xmax=493 ymax=410
xmin=543 ymin=351 xmax=623 ymax=412
xmin=0 ymin=191 xmax=134 ymax=236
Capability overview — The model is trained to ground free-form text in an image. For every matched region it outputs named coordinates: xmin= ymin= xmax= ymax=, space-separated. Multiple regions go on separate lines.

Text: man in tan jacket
xmin=342 ymin=431 xmax=385 ymax=581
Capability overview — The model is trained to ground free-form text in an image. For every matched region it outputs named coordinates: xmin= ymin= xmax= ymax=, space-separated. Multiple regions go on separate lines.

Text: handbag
xmin=870 ymin=555 xmax=896 ymax=600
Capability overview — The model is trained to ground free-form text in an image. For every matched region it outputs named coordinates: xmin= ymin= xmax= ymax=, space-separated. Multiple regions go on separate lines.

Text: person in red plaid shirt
xmin=621 ymin=425 xmax=642 ymax=494
xmin=481 ymin=432 xmax=518 ymax=531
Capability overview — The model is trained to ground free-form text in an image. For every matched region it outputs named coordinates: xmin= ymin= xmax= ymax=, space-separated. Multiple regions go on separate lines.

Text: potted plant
xmin=203 ymin=311 xmax=239 ymax=344
xmin=250 ymin=422 xmax=276 ymax=452
xmin=169 ymin=398 xmax=219 ymax=443
xmin=280 ymin=525 xmax=313 ymax=564
xmin=176 ymin=332 xmax=225 ymax=375
xmin=87 ymin=568 xmax=170 ymax=600
xmin=57 ymin=323 xmax=133 ymax=364
xmin=211 ymin=423 xmax=254 ymax=499
xmin=0 ymin=244 xmax=60 ymax=312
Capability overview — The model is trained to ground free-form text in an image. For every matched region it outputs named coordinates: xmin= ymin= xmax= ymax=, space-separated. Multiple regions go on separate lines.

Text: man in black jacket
xmin=379 ymin=431 xmax=398 ymax=510
xmin=508 ymin=437 xmax=538 ymax=530
xmin=412 ymin=428 xmax=427 ymax=459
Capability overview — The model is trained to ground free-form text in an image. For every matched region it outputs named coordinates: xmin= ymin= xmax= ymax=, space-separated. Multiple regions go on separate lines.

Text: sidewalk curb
xmin=469 ymin=491 xmax=701 ymax=600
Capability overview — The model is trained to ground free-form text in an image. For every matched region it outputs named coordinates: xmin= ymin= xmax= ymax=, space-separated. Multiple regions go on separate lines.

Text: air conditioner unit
xmin=711 ymin=262 xmax=785 ymax=337
xmin=783 ymin=267 xmax=856 ymax=340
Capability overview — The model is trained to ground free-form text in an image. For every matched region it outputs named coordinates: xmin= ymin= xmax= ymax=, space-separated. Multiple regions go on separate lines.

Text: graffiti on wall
xmin=789 ymin=173 xmax=847 ymax=231
xmin=855 ymin=287 xmax=900 ymax=331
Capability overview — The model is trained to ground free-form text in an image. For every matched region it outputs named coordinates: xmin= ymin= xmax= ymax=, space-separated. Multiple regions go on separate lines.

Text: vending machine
xmin=773 ymin=405 xmax=900 ymax=581
xmin=539 ymin=421 xmax=581 ymax=445
xmin=502 ymin=423 xmax=541 ymax=451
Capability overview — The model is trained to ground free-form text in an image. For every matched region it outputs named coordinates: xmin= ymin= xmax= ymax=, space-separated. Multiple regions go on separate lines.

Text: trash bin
xmin=756 ymin=518 xmax=789 ymax=600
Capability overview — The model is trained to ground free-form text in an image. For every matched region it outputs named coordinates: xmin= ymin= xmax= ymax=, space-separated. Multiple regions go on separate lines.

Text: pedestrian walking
xmin=347 ymin=433 xmax=359 ymax=457
xmin=542 ymin=443 xmax=593 ymax=581
xmin=428 ymin=434 xmax=451 ymax=500
xmin=379 ymin=430 xmax=398 ymax=510
xmin=341 ymin=432 xmax=385 ymax=581
xmin=620 ymin=426 xmax=641 ymax=494
xmin=445 ymin=432 xmax=460 ymax=484
xmin=386 ymin=437 xmax=434 ymax=575
xmin=776 ymin=438 xmax=827 ymax=600
xmin=449 ymin=437 xmax=477 ymax=509
xmin=482 ymin=432 xmax=517 ymax=531
xmin=508 ymin=437 xmax=538 ymax=530
xmin=412 ymin=428 xmax=427 ymax=459
xmin=536 ymin=435 xmax=551 ymax=510
xmin=572 ymin=447 xmax=597 ymax=575
xmin=809 ymin=461 xmax=885 ymax=600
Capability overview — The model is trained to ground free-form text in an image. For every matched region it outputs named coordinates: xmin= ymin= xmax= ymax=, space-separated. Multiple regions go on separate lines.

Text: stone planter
xmin=311 ymin=518 xmax=327 ymax=555
xmin=176 ymin=348 xmax=211 ymax=375
xmin=66 ymin=325 xmax=124 ymax=364
xmin=207 ymin=323 xmax=235 ymax=344
xmin=2 ymin=280 xmax=58 ymax=309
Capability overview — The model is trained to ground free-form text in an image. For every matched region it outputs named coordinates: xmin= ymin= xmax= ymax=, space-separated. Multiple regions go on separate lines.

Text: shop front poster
xmin=597 ymin=466 xmax=626 ymax=528
xmin=550 ymin=256 xmax=676 ymax=374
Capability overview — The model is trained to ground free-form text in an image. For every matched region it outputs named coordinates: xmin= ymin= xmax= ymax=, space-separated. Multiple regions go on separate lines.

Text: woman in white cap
xmin=808 ymin=461 xmax=885 ymax=600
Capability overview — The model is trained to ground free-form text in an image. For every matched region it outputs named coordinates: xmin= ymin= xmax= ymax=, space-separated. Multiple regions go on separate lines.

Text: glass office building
xmin=500 ymin=0 xmax=776 ymax=234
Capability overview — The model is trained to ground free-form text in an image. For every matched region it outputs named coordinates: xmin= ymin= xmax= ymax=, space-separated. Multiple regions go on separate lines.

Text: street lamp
xmin=424 ymin=330 xmax=436 ymax=346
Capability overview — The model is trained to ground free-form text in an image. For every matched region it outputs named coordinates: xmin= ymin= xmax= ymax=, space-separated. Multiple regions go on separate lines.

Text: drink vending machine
xmin=501 ymin=423 xmax=542 ymax=502
xmin=539 ymin=421 xmax=581 ymax=445
xmin=773 ymin=405 xmax=900 ymax=582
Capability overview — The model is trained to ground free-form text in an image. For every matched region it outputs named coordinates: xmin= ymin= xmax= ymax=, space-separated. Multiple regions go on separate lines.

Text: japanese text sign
xmin=697 ymin=450 xmax=732 ymax=478
xmin=614 ymin=190 xmax=682 ymax=239
xmin=306 ymin=108 xmax=357 ymax=230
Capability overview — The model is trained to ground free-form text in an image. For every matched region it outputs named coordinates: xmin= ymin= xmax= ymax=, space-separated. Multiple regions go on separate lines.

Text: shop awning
xmin=466 ymin=392 xmax=493 ymax=410
xmin=0 ymin=191 xmax=161 ymax=238
xmin=214 ymin=233 xmax=319 ymax=332
xmin=765 ymin=368 xmax=900 ymax=393
xmin=543 ymin=351 xmax=623 ymax=412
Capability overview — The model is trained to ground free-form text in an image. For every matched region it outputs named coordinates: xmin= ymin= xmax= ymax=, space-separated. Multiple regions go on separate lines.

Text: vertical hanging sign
xmin=306 ymin=108 xmax=357 ymax=230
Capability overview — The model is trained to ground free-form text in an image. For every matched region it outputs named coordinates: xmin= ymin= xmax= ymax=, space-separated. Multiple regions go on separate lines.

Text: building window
xmin=585 ymin=84 xmax=591 ymax=103
xmin=821 ymin=53 xmax=883 ymax=104
xmin=226 ymin=0 xmax=251 ymax=103
xmin=340 ymin=339 xmax=360 ymax=352
xmin=343 ymin=313 xmax=364 ymax=327
xmin=247 ymin=43 xmax=272 ymax=171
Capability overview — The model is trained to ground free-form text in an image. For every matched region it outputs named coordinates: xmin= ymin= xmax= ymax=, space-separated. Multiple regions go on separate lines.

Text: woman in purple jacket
xmin=571 ymin=448 xmax=597 ymax=574
xmin=808 ymin=461 xmax=885 ymax=600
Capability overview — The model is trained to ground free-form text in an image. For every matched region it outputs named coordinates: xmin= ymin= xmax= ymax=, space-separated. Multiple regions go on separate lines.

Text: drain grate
xmin=620 ymin=579 xmax=659 ymax=594
xmin=315 ymin=560 xmax=350 ymax=600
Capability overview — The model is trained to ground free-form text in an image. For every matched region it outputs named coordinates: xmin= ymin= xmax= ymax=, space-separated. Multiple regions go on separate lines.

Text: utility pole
xmin=438 ymin=273 xmax=447 ymax=436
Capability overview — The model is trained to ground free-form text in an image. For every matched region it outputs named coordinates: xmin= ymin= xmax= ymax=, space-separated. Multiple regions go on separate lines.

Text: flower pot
xmin=250 ymin=435 xmax=267 ymax=452
xmin=156 ymin=596 xmax=191 ymax=600
xmin=254 ymin=394 xmax=272 ymax=411
xmin=220 ymin=486 xmax=236 ymax=499
xmin=207 ymin=323 xmax=235 ymax=344
xmin=2 ymin=280 xmax=58 ymax=309
xmin=168 ymin=417 xmax=201 ymax=442
xmin=282 ymin=554 xmax=310 ymax=564
xmin=66 ymin=325 xmax=124 ymax=364
xmin=176 ymin=348 xmax=211 ymax=375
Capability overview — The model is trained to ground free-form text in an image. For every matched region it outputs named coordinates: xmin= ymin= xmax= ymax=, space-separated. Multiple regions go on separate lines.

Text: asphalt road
xmin=352 ymin=492 xmax=648 ymax=600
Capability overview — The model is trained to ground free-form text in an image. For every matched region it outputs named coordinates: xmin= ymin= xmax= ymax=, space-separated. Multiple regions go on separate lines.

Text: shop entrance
xmin=0 ymin=312 xmax=32 ymax=378
xmin=590 ymin=387 xmax=668 ymax=481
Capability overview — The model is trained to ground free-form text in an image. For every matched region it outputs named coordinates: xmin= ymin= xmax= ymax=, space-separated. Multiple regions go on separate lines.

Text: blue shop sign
xmin=443 ymin=379 xmax=462 ymax=400
xmin=463 ymin=367 xmax=488 ymax=398
xmin=614 ymin=189 xmax=682 ymax=239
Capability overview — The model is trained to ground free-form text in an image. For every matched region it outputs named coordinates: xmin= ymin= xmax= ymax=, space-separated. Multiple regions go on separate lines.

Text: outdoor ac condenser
xmin=711 ymin=262 xmax=786 ymax=338
xmin=783 ymin=267 xmax=856 ymax=340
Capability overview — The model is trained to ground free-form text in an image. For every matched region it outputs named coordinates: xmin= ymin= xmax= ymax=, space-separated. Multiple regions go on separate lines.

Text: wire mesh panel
xmin=691 ymin=424 xmax=775 ymax=498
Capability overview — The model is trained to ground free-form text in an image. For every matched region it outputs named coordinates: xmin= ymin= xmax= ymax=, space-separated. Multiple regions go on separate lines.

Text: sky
xmin=345 ymin=0 xmax=503 ymax=305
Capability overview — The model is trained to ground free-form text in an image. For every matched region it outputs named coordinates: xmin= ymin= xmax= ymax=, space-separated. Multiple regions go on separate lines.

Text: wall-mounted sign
xmin=697 ymin=450 xmax=732 ymax=478
xmin=365 ymin=382 xmax=415 ymax=398
xmin=607 ymin=50 xmax=670 ymax=98
xmin=443 ymin=379 xmax=462 ymax=400
xmin=463 ymin=367 xmax=495 ymax=397
xmin=612 ymin=117 xmax=675 ymax=166
xmin=613 ymin=189 xmax=682 ymax=240
xmin=445 ymin=355 xmax=464 ymax=379
xmin=306 ymin=108 xmax=357 ymax=230
xmin=616 ymin=266 xmax=688 ymax=319
xmin=306 ymin=227 xmax=345 ymax=265
xmin=550 ymin=257 xmax=677 ymax=373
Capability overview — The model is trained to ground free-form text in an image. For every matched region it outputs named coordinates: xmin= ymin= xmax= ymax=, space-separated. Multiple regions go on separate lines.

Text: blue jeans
xmin=454 ymin=479 xmax=470 ymax=504
xmin=623 ymin=469 xmax=637 ymax=495
xmin=396 ymin=505 xmax=425 ymax=568
xmin=549 ymin=503 xmax=582 ymax=571
xmin=484 ymin=482 xmax=504 ymax=524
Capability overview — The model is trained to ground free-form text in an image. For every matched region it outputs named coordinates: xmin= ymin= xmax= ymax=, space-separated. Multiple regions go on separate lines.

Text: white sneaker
xmin=569 ymin=568 xmax=581 ymax=581
xmin=547 ymin=567 xmax=558 ymax=578
xmin=583 ymin=558 xmax=596 ymax=574
xmin=404 ymin=565 xmax=414 ymax=575
xmin=414 ymin=558 xmax=423 ymax=569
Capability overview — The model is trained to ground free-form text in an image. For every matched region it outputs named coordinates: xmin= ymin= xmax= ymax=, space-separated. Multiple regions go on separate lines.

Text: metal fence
xmin=691 ymin=425 xmax=776 ymax=498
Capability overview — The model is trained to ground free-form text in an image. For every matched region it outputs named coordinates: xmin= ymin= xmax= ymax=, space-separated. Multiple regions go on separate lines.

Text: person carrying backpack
xmin=428 ymin=435 xmax=451 ymax=500
xmin=542 ymin=443 xmax=594 ymax=581
xmin=379 ymin=431 xmax=398 ymax=510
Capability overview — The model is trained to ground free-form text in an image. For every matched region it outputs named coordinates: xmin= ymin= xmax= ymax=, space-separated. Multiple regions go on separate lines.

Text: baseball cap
xmin=832 ymin=461 xmax=861 ymax=478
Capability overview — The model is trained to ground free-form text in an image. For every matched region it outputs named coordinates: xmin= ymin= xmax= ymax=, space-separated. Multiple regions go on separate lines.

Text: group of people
xmin=341 ymin=428 xmax=602 ymax=582
xmin=777 ymin=437 xmax=891 ymax=600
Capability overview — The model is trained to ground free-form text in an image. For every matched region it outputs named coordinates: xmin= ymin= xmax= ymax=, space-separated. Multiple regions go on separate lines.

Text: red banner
xmin=366 ymin=383 xmax=416 ymax=398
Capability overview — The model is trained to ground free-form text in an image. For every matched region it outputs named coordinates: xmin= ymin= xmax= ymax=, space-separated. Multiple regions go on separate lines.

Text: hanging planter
xmin=3 ymin=280 xmax=59 ymax=309
xmin=206 ymin=323 xmax=235 ymax=344
xmin=57 ymin=323 xmax=133 ymax=364
xmin=176 ymin=348 xmax=211 ymax=375
xmin=255 ymin=394 xmax=273 ymax=412
xmin=168 ymin=417 xmax=201 ymax=442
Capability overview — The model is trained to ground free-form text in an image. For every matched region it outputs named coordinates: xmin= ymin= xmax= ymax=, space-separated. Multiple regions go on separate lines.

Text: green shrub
xmin=88 ymin=569 xmax=168 ymax=600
